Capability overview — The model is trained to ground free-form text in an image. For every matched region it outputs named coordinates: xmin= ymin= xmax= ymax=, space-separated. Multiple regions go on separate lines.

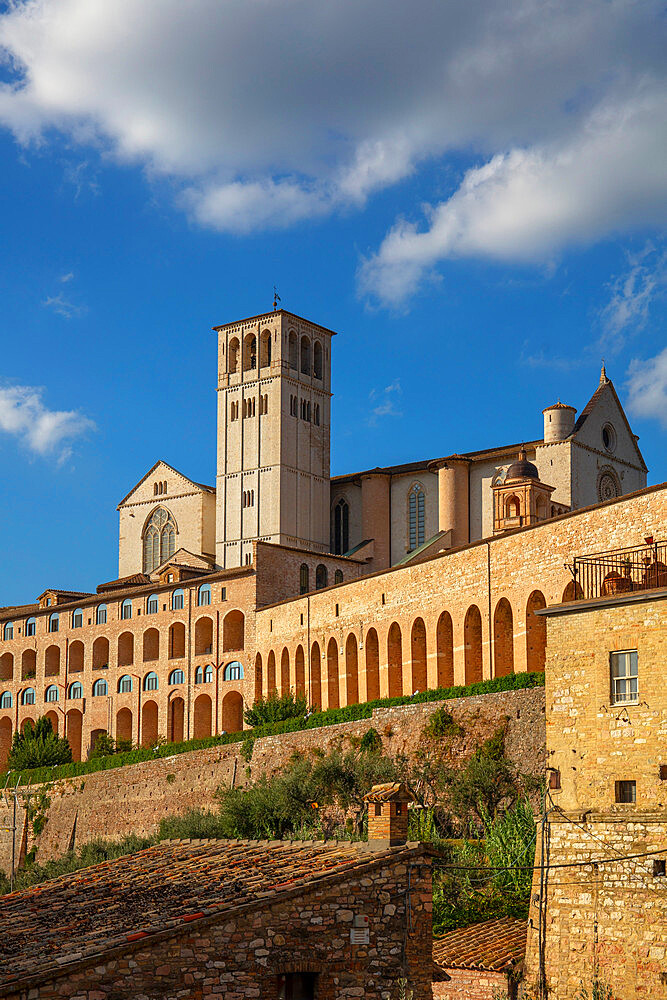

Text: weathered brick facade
xmin=524 ymin=589 xmax=667 ymax=999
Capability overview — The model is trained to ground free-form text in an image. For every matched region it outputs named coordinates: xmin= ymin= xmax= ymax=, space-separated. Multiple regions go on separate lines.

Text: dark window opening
xmin=548 ymin=769 xmax=561 ymax=790
xmin=333 ymin=499 xmax=349 ymax=555
xmin=653 ymin=860 xmax=666 ymax=877
xmin=615 ymin=780 xmax=636 ymax=804
xmin=277 ymin=972 xmax=318 ymax=1000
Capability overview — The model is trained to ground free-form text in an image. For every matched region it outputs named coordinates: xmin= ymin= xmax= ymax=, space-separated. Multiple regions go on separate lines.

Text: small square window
xmin=549 ymin=769 xmax=561 ymax=790
xmin=659 ymin=765 xmax=667 ymax=781
xmin=374 ymin=803 xmax=382 ymax=817
xmin=615 ymin=780 xmax=636 ymax=804
xmin=610 ymin=650 xmax=638 ymax=704
xmin=652 ymin=860 xmax=666 ymax=877
xmin=221 ymin=587 xmax=227 ymax=601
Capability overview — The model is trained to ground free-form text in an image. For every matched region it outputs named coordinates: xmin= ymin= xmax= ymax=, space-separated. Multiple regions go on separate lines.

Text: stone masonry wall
xmin=433 ymin=968 xmax=511 ymax=999
xmin=2 ymin=686 xmax=544 ymax=873
xmin=4 ymin=852 xmax=434 ymax=1000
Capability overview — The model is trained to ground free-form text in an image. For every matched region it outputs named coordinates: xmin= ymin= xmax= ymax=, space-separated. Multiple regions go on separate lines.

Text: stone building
xmin=432 ymin=916 xmax=527 ymax=999
xmin=523 ymin=552 xmax=667 ymax=999
xmin=0 ymin=303 xmax=661 ymax=766
xmin=0 ymin=788 xmax=433 ymax=1000
xmin=117 ymin=308 xmax=645 ymax=577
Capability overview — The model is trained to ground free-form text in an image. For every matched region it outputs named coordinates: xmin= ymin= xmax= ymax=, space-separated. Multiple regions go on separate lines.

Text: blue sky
xmin=0 ymin=0 xmax=665 ymax=607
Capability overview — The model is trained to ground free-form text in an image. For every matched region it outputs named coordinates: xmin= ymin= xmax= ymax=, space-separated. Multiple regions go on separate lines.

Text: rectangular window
xmin=610 ymin=650 xmax=638 ymax=704
xmin=26 ymin=621 xmax=36 ymax=636
xmin=653 ymin=860 xmax=666 ymax=877
xmin=172 ymin=593 xmax=184 ymax=610
xmin=147 ymin=598 xmax=158 ymax=614
xmin=615 ymin=780 xmax=636 ymax=804
xmin=121 ymin=604 xmax=132 ymax=620
xmin=72 ymin=611 xmax=83 ymax=628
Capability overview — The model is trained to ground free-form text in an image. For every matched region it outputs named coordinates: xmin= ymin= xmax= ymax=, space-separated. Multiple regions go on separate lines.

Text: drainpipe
xmin=487 ymin=542 xmax=493 ymax=680
xmin=215 ymin=609 xmax=220 ymax=734
xmin=63 ymin=637 xmax=69 ymax=739
xmin=186 ymin=588 xmax=193 ymax=740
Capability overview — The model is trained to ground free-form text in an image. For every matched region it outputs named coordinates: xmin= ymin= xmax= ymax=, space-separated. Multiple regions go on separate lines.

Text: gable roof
xmin=572 ymin=377 xmax=647 ymax=471
xmin=97 ymin=573 xmax=151 ymax=594
xmin=0 ymin=838 xmax=421 ymax=993
xmin=117 ymin=460 xmax=215 ymax=508
xmin=432 ymin=917 xmax=527 ymax=976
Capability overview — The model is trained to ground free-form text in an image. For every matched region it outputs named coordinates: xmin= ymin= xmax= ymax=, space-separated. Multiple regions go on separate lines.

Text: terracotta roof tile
xmin=96 ymin=573 xmax=151 ymax=593
xmin=432 ymin=917 xmax=527 ymax=975
xmin=364 ymin=782 xmax=414 ymax=803
xmin=0 ymin=838 xmax=421 ymax=989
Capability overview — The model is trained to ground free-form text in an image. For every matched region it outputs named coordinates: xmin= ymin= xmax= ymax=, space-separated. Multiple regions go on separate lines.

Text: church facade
xmin=0 ymin=306 xmax=657 ymax=765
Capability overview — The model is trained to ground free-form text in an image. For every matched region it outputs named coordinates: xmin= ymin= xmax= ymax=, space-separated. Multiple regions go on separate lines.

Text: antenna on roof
xmin=273 ymin=286 xmax=281 ymax=312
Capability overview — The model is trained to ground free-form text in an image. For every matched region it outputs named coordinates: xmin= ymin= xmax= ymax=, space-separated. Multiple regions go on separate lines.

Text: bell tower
xmin=214 ymin=308 xmax=335 ymax=569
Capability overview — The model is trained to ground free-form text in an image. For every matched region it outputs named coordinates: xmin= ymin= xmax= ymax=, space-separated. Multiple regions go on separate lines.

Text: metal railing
xmin=566 ymin=538 xmax=667 ymax=601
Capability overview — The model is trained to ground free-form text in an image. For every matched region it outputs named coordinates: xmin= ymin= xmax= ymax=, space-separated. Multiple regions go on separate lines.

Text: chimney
xmin=364 ymin=782 xmax=414 ymax=847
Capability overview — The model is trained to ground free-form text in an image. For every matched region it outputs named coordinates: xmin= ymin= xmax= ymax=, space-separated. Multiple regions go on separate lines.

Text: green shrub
xmin=424 ymin=708 xmax=464 ymax=741
xmin=89 ymin=733 xmax=135 ymax=760
xmin=8 ymin=717 xmax=72 ymax=771
xmin=244 ymin=690 xmax=309 ymax=727
xmin=359 ymin=727 xmax=382 ymax=753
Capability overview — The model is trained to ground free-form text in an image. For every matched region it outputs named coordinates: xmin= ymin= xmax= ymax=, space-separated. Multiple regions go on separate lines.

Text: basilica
xmin=0 ymin=306 xmax=651 ymax=763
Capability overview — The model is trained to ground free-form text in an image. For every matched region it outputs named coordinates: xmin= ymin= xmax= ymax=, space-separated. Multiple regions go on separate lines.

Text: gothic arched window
xmin=313 ymin=341 xmax=323 ymax=379
xmin=143 ymin=507 xmax=177 ymax=573
xmin=316 ymin=564 xmax=328 ymax=590
xmin=333 ymin=499 xmax=349 ymax=555
xmin=408 ymin=483 xmax=425 ymax=551
xmin=300 ymin=563 xmax=309 ymax=595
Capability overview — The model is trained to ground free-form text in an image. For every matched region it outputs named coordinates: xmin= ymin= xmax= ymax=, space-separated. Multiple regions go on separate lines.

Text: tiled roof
xmin=96 ymin=573 xmax=151 ymax=593
xmin=432 ymin=917 xmax=527 ymax=975
xmin=0 ymin=838 xmax=422 ymax=991
xmin=364 ymin=782 xmax=414 ymax=803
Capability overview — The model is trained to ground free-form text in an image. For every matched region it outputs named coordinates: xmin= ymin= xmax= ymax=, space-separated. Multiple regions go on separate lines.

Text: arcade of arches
xmin=255 ymin=591 xmax=548 ymax=709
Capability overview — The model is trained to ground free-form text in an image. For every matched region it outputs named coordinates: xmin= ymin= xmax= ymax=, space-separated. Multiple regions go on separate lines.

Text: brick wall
xmin=2 ymin=685 xmax=544 ymax=873
xmin=4 ymin=852 xmax=433 ymax=1000
xmin=433 ymin=968 xmax=511 ymax=999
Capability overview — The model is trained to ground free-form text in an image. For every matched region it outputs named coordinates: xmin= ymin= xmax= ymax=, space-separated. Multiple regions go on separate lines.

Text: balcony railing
xmin=566 ymin=539 xmax=667 ymax=601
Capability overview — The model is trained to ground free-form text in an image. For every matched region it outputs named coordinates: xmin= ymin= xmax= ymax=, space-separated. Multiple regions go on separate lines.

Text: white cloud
xmin=359 ymin=88 xmax=667 ymax=304
xmin=0 ymin=384 xmax=95 ymax=458
xmin=368 ymin=379 xmax=402 ymax=424
xmin=600 ymin=244 xmax=667 ymax=352
xmin=0 ymin=0 xmax=664 ymax=259
xmin=59 ymin=271 xmax=74 ymax=283
xmin=626 ymin=349 xmax=667 ymax=429
xmin=43 ymin=292 xmax=86 ymax=318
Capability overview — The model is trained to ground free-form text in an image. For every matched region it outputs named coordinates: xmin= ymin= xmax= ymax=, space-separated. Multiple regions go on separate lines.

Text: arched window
xmin=228 ymin=337 xmax=240 ymax=373
xmin=26 ymin=617 xmax=36 ymax=636
xmin=21 ymin=688 xmax=35 ymax=706
xmin=68 ymin=682 xmax=83 ymax=699
xmin=334 ymin=570 xmax=343 ymax=585
xmin=48 ymin=613 xmax=59 ymax=633
xmin=93 ymin=679 xmax=108 ymax=697
xmin=194 ymin=665 xmax=203 ymax=684
xmin=243 ymin=333 xmax=257 ymax=371
xmin=316 ymin=564 xmax=328 ymax=590
xmin=96 ymin=605 xmax=107 ymax=626
xmin=71 ymin=608 xmax=83 ymax=628
xmin=204 ymin=664 xmax=213 ymax=683
xmin=288 ymin=331 xmax=297 ymax=369
xmin=314 ymin=403 xmax=320 ymax=426
xmin=408 ymin=483 xmax=426 ymax=551
xmin=313 ymin=341 xmax=323 ymax=379
xmin=197 ymin=584 xmax=211 ymax=607
xmin=144 ymin=672 xmax=159 ymax=691
xmin=0 ymin=691 xmax=12 ymax=709
xmin=505 ymin=495 xmax=520 ymax=518
xmin=260 ymin=329 xmax=272 ymax=368
xmin=300 ymin=336 xmax=311 ymax=374
xmin=169 ymin=669 xmax=185 ymax=685
xmin=172 ymin=588 xmax=184 ymax=611
xmin=143 ymin=507 xmax=177 ymax=574
xmin=333 ymin=498 xmax=349 ymax=554
xmin=121 ymin=599 xmax=133 ymax=620
xmin=300 ymin=563 xmax=309 ymax=595
xmin=118 ymin=675 xmax=133 ymax=694
xmin=3 ymin=622 xmax=14 ymax=640
xmin=147 ymin=594 xmax=159 ymax=614
xmin=45 ymin=685 xmax=59 ymax=703
xmin=223 ymin=661 xmax=244 ymax=681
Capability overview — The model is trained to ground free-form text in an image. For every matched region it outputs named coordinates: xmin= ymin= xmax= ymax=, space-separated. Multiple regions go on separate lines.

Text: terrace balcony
xmin=566 ymin=537 xmax=667 ymax=601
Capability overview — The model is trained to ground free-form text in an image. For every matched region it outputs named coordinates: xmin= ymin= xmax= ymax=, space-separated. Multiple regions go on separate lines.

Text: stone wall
xmin=1 ymin=685 xmax=544 ymax=873
xmin=433 ymin=968 xmax=511 ymax=999
xmin=3 ymin=852 xmax=434 ymax=1000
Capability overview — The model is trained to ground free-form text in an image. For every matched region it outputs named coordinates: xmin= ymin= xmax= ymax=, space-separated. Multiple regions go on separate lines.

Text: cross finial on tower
xmin=273 ymin=286 xmax=281 ymax=312
xmin=600 ymin=359 xmax=609 ymax=385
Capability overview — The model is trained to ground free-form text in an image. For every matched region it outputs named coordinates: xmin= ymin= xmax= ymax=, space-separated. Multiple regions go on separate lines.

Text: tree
xmin=8 ymin=717 xmax=72 ymax=770
xmin=244 ymin=690 xmax=309 ymax=727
